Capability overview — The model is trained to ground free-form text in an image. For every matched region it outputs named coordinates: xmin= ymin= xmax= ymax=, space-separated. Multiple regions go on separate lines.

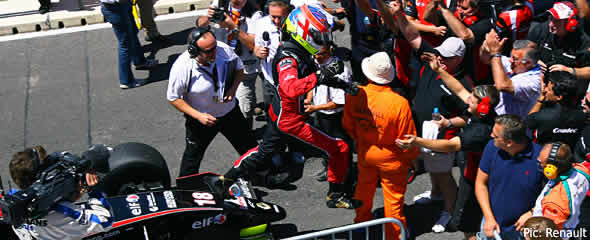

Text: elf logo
xmin=126 ymin=194 xmax=142 ymax=216
xmin=191 ymin=214 xmax=227 ymax=229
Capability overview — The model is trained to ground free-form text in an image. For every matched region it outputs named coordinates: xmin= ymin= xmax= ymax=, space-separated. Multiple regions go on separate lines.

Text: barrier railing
xmin=281 ymin=218 xmax=406 ymax=240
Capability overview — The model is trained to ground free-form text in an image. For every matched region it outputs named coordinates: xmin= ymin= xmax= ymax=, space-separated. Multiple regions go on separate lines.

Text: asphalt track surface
xmin=0 ymin=13 xmax=465 ymax=239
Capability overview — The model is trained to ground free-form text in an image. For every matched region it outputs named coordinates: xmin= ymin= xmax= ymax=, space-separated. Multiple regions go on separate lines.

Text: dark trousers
xmin=179 ymin=105 xmax=258 ymax=177
xmin=262 ymin=79 xmax=276 ymax=112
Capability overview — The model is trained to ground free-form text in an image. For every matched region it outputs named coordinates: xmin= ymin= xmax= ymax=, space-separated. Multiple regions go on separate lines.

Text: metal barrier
xmin=281 ymin=218 xmax=406 ymax=240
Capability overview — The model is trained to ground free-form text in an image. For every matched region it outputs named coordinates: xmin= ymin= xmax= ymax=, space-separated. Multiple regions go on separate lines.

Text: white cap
xmin=361 ymin=52 xmax=394 ymax=85
xmin=434 ymin=37 xmax=466 ymax=58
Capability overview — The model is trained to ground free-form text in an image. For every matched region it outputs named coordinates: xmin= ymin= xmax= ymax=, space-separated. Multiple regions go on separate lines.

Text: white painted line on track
xmin=0 ymin=9 xmax=207 ymax=43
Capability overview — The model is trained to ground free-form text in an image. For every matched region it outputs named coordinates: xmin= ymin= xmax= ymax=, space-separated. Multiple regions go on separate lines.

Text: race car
xmin=1 ymin=142 xmax=286 ymax=240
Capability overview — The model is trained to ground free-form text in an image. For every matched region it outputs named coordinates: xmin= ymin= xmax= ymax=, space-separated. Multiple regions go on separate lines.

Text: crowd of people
xmin=8 ymin=0 xmax=590 ymax=239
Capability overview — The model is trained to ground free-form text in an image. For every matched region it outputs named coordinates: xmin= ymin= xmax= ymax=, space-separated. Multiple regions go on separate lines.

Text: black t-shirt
xmin=412 ymin=41 xmax=473 ymax=137
xmin=458 ymin=116 xmax=494 ymax=152
xmin=528 ymin=21 xmax=590 ymax=98
xmin=464 ymin=18 xmax=493 ymax=84
xmin=528 ymin=20 xmax=590 ymax=67
xmin=525 ymin=103 xmax=586 ymax=147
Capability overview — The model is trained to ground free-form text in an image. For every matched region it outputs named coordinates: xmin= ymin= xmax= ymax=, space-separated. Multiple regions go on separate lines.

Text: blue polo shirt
xmin=479 ymin=140 xmax=544 ymax=233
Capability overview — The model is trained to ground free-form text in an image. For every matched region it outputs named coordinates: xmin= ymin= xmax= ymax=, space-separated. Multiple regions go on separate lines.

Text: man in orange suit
xmin=343 ymin=52 xmax=420 ymax=240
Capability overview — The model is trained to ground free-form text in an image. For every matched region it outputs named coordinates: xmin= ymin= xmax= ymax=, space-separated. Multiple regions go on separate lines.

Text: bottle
xmin=432 ymin=107 xmax=442 ymax=121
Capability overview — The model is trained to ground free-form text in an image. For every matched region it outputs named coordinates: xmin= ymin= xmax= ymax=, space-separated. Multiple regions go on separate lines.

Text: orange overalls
xmin=343 ymin=83 xmax=419 ymax=240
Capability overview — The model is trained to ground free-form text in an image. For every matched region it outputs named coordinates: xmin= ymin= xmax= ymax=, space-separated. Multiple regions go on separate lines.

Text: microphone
xmin=262 ymin=31 xmax=270 ymax=48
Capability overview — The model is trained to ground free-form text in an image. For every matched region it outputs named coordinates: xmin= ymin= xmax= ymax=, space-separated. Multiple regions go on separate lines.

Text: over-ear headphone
xmin=544 ymin=143 xmax=563 ymax=180
xmin=455 ymin=10 xmax=479 ymax=26
xmin=474 ymin=86 xmax=490 ymax=118
xmin=564 ymin=2 xmax=579 ymax=32
xmin=188 ymin=26 xmax=213 ymax=58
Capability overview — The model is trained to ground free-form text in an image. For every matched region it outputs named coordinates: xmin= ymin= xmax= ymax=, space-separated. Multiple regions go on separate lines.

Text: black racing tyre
xmin=101 ymin=142 xmax=171 ymax=196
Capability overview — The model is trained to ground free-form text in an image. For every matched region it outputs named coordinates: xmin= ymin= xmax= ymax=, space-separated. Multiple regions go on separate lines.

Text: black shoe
xmin=135 ymin=59 xmax=159 ymax=70
xmin=39 ymin=6 xmax=50 ymax=14
xmin=326 ymin=192 xmax=362 ymax=209
xmin=145 ymin=34 xmax=169 ymax=42
xmin=315 ymin=169 xmax=327 ymax=182
xmin=265 ymin=172 xmax=290 ymax=188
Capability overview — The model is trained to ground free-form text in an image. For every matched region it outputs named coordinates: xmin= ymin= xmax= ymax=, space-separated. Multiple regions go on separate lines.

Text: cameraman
xmin=8 ymin=146 xmax=111 ymax=240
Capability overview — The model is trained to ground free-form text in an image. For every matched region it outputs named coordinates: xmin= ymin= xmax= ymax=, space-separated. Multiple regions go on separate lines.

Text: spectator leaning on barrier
xmin=343 ymin=52 xmax=419 ymax=240
xmin=391 ymin=0 xmax=473 ymax=230
xmin=167 ymin=27 xmax=257 ymax=177
xmin=480 ymin=32 xmax=541 ymax=119
xmin=475 ymin=114 xmax=545 ymax=239
xmin=519 ymin=143 xmax=590 ymax=231
xmin=528 ymin=1 xmax=590 ymax=99
xmin=205 ymin=0 xmax=264 ymax=130
xmin=100 ymin=0 xmax=159 ymax=89
xmin=252 ymin=0 xmax=291 ymax=111
xmin=397 ymin=48 xmax=500 ymax=237
xmin=526 ymin=70 xmax=585 ymax=148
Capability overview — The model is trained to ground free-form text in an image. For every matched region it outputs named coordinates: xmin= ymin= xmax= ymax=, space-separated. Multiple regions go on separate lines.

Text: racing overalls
xmin=225 ymin=41 xmax=349 ymax=184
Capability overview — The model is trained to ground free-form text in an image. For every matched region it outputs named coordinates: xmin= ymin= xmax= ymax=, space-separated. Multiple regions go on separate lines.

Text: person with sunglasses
xmin=167 ymin=25 xmax=257 ymax=177
xmin=526 ymin=70 xmax=585 ymax=148
xmin=481 ymin=29 xmax=541 ymax=119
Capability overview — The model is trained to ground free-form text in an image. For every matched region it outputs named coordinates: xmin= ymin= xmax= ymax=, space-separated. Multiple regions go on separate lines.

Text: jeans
xmin=101 ymin=2 xmax=146 ymax=85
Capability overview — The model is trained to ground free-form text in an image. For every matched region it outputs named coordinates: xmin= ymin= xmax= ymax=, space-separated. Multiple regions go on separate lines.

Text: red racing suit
xmin=225 ymin=41 xmax=349 ymax=184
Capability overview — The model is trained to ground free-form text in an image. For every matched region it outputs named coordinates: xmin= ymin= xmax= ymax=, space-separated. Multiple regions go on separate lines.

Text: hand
xmin=389 ymin=0 xmax=403 ymax=16
xmin=549 ymin=64 xmax=573 ymax=73
xmin=207 ymin=6 xmax=216 ymax=19
xmin=433 ymin=26 xmax=447 ymax=37
xmin=432 ymin=115 xmax=449 ymax=129
xmin=86 ymin=171 xmax=99 ymax=187
xmin=485 ymin=29 xmax=507 ymax=55
xmin=514 ymin=211 xmax=532 ymax=232
xmin=395 ymin=134 xmax=418 ymax=149
xmin=218 ymin=13 xmax=237 ymax=30
xmin=304 ymin=104 xmax=317 ymax=113
xmin=197 ymin=112 xmax=218 ymax=126
xmin=483 ymin=217 xmax=501 ymax=237
xmin=422 ymin=52 xmax=444 ymax=73
xmin=254 ymin=46 xmax=269 ymax=59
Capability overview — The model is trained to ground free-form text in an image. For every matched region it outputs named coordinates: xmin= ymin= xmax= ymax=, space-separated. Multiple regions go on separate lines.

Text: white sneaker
xmin=432 ymin=211 xmax=451 ymax=233
xmin=412 ymin=190 xmax=443 ymax=204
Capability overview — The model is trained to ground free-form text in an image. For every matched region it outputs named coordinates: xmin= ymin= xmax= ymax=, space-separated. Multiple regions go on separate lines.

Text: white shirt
xmin=313 ymin=57 xmax=351 ymax=114
xmin=167 ymin=41 xmax=244 ymax=118
xmin=494 ymin=56 xmax=542 ymax=119
xmin=253 ymin=16 xmax=282 ymax=85
xmin=210 ymin=0 xmax=264 ymax=75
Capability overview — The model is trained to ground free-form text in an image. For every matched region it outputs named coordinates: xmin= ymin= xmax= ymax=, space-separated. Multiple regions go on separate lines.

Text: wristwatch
xmin=490 ymin=53 xmax=502 ymax=60
xmin=231 ymin=28 xmax=240 ymax=35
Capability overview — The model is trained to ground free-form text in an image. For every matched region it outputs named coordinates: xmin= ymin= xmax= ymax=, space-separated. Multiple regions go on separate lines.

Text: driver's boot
xmin=326 ymin=182 xmax=362 ymax=209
